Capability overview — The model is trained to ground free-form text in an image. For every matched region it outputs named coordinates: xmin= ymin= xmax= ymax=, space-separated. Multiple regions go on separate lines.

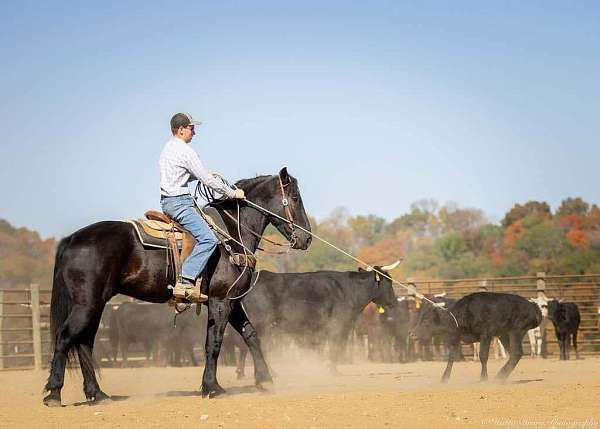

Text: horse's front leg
xmin=228 ymin=300 xmax=272 ymax=388
xmin=200 ymin=298 xmax=231 ymax=398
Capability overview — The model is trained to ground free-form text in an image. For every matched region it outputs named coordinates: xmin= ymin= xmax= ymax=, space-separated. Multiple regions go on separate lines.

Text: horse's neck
xmin=218 ymin=204 xmax=268 ymax=253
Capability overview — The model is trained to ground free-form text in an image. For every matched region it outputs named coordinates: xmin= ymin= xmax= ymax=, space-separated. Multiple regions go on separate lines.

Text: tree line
xmin=257 ymin=197 xmax=600 ymax=279
xmin=1 ymin=196 xmax=599 ymax=288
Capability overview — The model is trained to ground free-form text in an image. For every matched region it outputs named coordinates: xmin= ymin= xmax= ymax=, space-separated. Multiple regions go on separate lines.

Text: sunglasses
xmin=184 ymin=125 xmax=195 ymax=131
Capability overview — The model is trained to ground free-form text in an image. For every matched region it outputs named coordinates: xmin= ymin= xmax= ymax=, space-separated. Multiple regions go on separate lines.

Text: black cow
xmin=237 ymin=263 xmax=400 ymax=375
xmin=377 ymin=298 xmax=411 ymax=362
xmin=547 ymin=300 xmax=581 ymax=360
xmin=415 ymin=295 xmax=457 ymax=361
xmin=111 ymin=302 xmax=202 ymax=366
xmin=414 ymin=292 xmax=542 ymax=382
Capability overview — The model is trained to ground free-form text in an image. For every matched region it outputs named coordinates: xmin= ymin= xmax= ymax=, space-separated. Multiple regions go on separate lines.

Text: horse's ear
xmin=279 ymin=167 xmax=290 ymax=185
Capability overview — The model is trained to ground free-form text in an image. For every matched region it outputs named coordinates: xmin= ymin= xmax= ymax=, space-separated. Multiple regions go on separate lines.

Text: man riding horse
xmin=160 ymin=113 xmax=245 ymax=303
xmin=43 ymin=112 xmax=312 ymax=406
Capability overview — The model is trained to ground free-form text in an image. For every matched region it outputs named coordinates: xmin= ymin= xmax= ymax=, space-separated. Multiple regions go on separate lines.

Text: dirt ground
xmin=1 ymin=355 xmax=599 ymax=429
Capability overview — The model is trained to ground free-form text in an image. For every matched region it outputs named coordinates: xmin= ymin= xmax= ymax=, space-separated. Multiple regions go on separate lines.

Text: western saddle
xmin=128 ymin=209 xmax=257 ymax=291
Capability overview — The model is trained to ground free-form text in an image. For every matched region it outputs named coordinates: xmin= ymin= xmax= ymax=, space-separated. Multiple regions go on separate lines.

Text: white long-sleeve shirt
xmin=159 ymin=137 xmax=235 ymax=198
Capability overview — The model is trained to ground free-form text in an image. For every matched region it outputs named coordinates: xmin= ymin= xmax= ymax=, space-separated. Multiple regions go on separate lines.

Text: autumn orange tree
xmin=0 ymin=219 xmax=56 ymax=288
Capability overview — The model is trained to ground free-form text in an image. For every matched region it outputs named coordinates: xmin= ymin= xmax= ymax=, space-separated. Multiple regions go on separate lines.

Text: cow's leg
xmin=228 ymin=301 xmax=272 ymax=387
xmin=497 ymin=337 xmax=507 ymax=359
xmin=188 ymin=344 xmax=198 ymax=366
xmin=556 ymin=332 xmax=565 ymax=360
xmin=540 ymin=319 xmax=548 ymax=358
xmin=527 ymin=330 xmax=536 ymax=357
xmin=201 ymin=298 xmax=231 ymax=398
xmin=44 ymin=304 xmax=104 ymax=407
xmin=441 ymin=338 xmax=460 ymax=382
xmin=236 ymin=347 xmax=248 ymax=379
xmin=498 ymin=334 xmax=510 ymax=355
xmin=329 ymin=321 xmax=354 ymax=373
xmin=473 ymin=342 xmax=480 ymax=361
xmin=479 ymin=336 xmax=491 ymax=381
xmin=495 ymin=331 xmax=524 ymax=381
xmin=120 ymin=336 xmax=129 ymax=367
xmin=573 ymin=331 xmax=581 ymax=360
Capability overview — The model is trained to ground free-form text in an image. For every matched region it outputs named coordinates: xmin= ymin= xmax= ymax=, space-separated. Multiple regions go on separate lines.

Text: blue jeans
xmin=160 ymin=194 xmax=218 ymax=281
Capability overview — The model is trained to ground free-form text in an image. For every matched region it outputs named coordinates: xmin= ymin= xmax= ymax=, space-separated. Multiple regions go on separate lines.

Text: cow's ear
xmin=358 ymin=267 xmax=365 ymax=272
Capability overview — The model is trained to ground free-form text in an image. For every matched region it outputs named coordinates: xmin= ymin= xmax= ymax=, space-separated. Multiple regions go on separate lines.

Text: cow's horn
xmin=434 ymin=302 xmax=446 ymax=308
xmin=380 ymin=260 xmax=401 ymax=271
xmin=365 ymin=265 xmax=374 ymax=272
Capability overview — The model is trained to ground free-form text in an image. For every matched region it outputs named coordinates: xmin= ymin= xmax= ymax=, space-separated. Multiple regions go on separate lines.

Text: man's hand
xmin=233 ymin=189 xmax=245 ymax=199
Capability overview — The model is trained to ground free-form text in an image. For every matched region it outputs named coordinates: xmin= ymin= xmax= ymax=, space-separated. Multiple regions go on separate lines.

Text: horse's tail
xmin=48 ymin=236 xmax=76 ymax=364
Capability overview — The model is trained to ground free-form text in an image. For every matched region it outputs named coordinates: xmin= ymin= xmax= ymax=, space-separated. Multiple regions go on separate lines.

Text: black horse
xmin=43 ymin=168 xmax=312 ymax=406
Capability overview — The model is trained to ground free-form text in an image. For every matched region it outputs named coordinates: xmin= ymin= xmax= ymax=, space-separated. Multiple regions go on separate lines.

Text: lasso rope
xmin=243 ymin=197 xmax=460 ymax=328
xmin=194 ymin=176 xmax=459 ymax=327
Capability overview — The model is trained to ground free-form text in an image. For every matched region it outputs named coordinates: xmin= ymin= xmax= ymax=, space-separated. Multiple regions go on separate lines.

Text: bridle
xmin=277 ymin=174 xmax=298 ymax=248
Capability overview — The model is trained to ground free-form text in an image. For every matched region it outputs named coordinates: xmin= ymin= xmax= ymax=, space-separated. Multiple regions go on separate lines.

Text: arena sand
xmin=1 ymin=356 xmax=599 ymax=428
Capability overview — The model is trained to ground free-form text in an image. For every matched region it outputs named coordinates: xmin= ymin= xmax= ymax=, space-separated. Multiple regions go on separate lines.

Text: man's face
xmin=178 ymin=124 xmax=195 ymax=143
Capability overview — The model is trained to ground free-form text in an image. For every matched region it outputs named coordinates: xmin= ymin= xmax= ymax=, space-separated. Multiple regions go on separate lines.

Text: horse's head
xmin=241 ymin=167 xmax=312 ymax=250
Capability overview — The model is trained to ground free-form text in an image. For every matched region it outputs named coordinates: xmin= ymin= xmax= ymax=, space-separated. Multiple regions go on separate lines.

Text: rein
xmin=193 ymin=173 xmax=297 ymax=300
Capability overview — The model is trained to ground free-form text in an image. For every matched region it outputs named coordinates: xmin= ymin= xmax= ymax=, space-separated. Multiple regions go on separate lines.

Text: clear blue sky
xmin=1 ymin=1 xmax=599 ymax=238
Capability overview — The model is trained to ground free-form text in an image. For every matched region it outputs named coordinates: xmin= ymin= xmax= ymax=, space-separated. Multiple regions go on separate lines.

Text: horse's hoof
xmin=43 ymin=395 xmax=62 ymax=408
xmin=88 ymin=391 xmax=111 ymax=405
xmin=201 ymin=385 xmax=226 ymax=398
xmin=256 ymin=380 xmax=274 ymax=393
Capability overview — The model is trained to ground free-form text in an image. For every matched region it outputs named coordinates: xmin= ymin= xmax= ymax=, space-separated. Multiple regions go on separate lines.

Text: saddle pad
xmin=129 ymin=220 xmax=183 ymax=249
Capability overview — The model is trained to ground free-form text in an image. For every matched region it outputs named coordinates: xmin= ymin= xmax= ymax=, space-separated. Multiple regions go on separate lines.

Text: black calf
xmin=547 ymin=300 xmax=581 ymax=360
xmin=414 ymin=292 xmax=542 ymax=382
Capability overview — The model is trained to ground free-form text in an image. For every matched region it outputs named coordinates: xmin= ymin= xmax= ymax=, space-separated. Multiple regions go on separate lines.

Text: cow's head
xmin=358 ymin=260 xmax=400 ymax=311
xmin=546 ymin=299 xmax=560 ymax=322
xmin=412 ymin=299 xmax=454 ymax=340
xmin=529 ymin=298 xmax=548 ymax=318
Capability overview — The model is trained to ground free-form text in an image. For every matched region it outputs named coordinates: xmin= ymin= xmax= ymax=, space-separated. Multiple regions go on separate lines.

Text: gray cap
xmin=170 ymin=112 xmax=202 ymax=130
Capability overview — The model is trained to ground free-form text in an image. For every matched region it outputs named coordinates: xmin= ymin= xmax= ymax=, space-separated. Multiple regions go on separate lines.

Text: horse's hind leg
xmin=78 ymin=314 xmax=110 ymax=404
xmin=44 ymin=304 xmax=104 ymax=406
xmin=228 ymin=301 xmax=272 ymax=387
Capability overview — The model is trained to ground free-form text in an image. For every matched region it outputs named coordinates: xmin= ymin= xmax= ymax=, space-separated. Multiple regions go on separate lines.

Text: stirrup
xmin=171 ymin=282 xmax=208 ymax=303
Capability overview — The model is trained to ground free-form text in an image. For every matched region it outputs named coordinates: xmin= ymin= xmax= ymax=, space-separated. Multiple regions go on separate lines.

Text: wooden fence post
xmin=0 ymin=290 xmax=4 ymax=369
xmin=30 ymin=284 xmax=42 ymax=370
xmin=536 ymin=272 xmax=549 ymax=358
xmin=536 ymin=272 xmax=546 ymax=294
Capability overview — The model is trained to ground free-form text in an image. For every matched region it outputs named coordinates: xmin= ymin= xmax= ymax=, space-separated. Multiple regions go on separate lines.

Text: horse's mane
xmin=234 ymin=174 xmax=272 ymax=191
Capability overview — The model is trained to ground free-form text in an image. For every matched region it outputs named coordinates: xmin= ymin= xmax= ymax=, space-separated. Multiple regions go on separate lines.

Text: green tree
xmin=501 ymin=201 xmax=551 ymax=228
xmin=556 ymin=197 xmax=590 ymax=217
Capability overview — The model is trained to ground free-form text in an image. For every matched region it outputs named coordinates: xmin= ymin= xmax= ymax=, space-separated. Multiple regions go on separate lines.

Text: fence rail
xmin=2 ymin=275 xmax=600 ymax=369
xmin=0 ymin=285 xmax=50 ymax=370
